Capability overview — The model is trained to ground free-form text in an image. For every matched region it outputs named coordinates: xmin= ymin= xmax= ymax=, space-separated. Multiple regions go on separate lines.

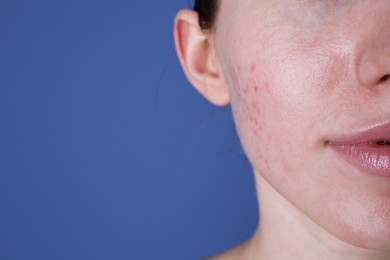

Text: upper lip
xmin=328 ymin=121 xmax=390 ymax=145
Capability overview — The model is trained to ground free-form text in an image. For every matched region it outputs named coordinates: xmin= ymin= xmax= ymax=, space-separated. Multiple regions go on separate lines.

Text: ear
xmin=174 ymin=9 xmax=230 ymax=106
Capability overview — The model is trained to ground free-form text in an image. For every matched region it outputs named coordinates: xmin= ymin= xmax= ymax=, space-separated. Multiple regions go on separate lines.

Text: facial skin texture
xmin=176 ymin=0 xmax=390 ymax=259
xmin=215 ymin=0 xmax=390 ymax=254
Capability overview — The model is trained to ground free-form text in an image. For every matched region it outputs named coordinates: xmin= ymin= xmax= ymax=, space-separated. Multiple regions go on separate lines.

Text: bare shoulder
xmin=202 ymin=240 xmax=251 ymax=260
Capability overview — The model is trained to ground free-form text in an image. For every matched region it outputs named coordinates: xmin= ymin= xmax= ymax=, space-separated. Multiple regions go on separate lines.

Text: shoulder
xmin=202 ymin=240 xmax=251 ymax=260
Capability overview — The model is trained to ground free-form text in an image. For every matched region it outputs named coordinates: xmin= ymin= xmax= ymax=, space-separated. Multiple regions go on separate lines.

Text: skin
xmin=175 ymin=0 xmax=390 ymax=259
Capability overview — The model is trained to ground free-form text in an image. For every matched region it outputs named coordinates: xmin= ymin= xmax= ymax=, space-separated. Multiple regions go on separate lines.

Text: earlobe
xmin=174 ymin=9 xmax=230 ymax=106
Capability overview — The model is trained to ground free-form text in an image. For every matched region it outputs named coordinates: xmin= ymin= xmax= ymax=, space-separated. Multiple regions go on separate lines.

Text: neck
xmin=244 ymin=173 xmax=389 ymax=260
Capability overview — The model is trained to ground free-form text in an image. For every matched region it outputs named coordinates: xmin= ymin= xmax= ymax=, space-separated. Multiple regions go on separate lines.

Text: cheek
xmin=226 ymin=41 xmax=346 ymax=187
xmin=229 ymin=62 xmax=302 ymax=181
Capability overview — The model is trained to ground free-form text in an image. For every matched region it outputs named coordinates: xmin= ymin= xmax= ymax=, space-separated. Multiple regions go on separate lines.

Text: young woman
xmin=174 ymin=1 xmax=390 ymax=259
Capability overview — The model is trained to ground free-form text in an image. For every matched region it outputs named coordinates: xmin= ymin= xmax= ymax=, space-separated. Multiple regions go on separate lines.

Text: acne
xmin=250 ymin=64 xmax=256 ymax=71
xmin=243 ymin=84 xmax=250 ymax=95
xmin=251 ymin=100 xmax=260 ymax=113
xmin=231 ymin=65 xmax=242 ymax=85
xmin=247 ymin=114 xmax=259 ymax=126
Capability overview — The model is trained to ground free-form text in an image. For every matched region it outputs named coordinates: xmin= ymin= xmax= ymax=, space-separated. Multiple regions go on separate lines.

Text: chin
xmin=330 ymin=215 xmax=390 ymax=251
xmin=313 ymin=188 xmax=390 ymax=252
xmin=304 ymin=149 xmax=390 ymax=252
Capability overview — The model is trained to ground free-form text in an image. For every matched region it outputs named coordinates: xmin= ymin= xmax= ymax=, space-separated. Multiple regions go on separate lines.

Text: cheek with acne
xmin=229 ymin=62 xmax=279 ymax=170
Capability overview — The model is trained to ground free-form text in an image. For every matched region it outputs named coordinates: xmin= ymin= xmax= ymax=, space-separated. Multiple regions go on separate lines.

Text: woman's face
xmin=214 ymin=0 xmax=390 ymax=249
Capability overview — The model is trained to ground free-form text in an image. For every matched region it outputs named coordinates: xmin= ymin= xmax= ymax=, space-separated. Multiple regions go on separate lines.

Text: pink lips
xmin=328 ymin=122 xmax=390 ymax=177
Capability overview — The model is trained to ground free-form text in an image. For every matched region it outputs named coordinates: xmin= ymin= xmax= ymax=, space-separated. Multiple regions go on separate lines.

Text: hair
xmin=193 ymin=0 xmax=219 ymax=30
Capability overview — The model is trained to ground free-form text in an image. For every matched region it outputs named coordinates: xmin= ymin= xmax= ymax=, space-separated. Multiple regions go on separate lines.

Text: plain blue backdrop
xmin=0 ymin=1 xmax=258 ymax=259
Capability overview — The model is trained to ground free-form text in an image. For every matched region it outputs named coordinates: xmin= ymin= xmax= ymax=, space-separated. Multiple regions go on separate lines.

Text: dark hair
xmin=194 ymin=0 xmax=219 ymax=30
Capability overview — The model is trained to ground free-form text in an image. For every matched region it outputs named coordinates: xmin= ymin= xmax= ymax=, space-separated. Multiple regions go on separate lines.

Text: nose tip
xmin=358 ymin=48 xmax=390 ymax=88
xmin=355 ymin=2 xmax=390 ymax=90
xmin=379 ymin=74 xmax=390 ymax=83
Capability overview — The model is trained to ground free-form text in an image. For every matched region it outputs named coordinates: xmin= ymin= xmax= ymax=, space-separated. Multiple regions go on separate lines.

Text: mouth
xmin=376 ymin=140 xmax=390 ymax=146
xmin=328 ymin=122 xmax=390 ymax=177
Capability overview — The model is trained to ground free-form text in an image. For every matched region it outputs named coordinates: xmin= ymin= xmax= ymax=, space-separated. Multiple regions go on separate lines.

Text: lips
xmin=328 ymin=122 xmax=390 ymax=177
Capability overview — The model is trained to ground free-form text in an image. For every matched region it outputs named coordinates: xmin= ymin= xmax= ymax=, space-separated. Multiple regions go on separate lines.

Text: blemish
xmin=251 ymin=100 xmax=260 ymax=113
xmin=243 ymin=85 xmax=250 ymax=94
xmin=254 ymin=86 xmax=259 ymax=92
xmin=250 ymin=64 xmax=256 ymax=71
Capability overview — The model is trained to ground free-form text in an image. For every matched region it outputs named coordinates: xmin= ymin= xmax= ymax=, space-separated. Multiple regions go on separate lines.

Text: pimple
xmin=251 ymin=100 xmax=260 ymax=113
xmin=250 ymin=64 xmax=256 ymax=71
xmin=232 ymin=65 xmax=242 ymax=83
xmin=248 ymin=115 xmax=259 ymax=126
xmin=254 ymin=86 xmax=259 ymax=92
xmin=243 ymin=85 xmax=250 ymax=94
xmin=261 ymin=81 xmax=270 ymax=90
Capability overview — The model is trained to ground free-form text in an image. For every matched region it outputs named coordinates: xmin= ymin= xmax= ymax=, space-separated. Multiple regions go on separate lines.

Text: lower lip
xmin=330 ymin=143 xmax=390 ymax=177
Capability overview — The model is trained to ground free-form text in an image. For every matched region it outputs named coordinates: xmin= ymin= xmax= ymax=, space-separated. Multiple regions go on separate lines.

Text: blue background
xmin=0 ymin=1 xmax=258 ymax=259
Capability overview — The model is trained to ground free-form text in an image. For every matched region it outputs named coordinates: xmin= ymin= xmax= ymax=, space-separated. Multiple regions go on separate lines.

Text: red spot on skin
xmin=243 ymin=85 xmax=250 ymax=94
xmin=251 ymin=100 xmax=258 ymax=108
xmin=247 ymin=112 xmax=260 ymax=126
xmin=251 ymin=100 xmax=260 ymax=113
xmin=233 ymin=65 xmax=242 ymax=82
xmin=250 ymin=64 xmax=256 ymax=71
xmin=254 ymin=86 xmax=259 ymax=92
xmin=253 ymin=129 xmax=258 ymax=136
